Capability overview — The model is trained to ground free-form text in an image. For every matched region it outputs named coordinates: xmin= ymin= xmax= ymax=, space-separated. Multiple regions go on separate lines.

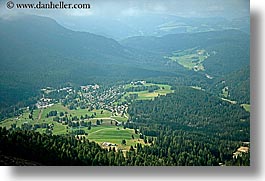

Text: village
xmin=0 ymin=81 xmax=166 ymax=150
xmin=35 ymin=82 xmax=138 ymax=119
xmin=36 ymin=81 xmax=152 ymax=118
xmin=79 ymin=84 xmax=128 ymax=116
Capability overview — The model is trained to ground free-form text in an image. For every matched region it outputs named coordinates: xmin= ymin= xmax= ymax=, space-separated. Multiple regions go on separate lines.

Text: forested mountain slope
xmin=121 ymin=30 xmax=249 ymax=76
xmin=0 ymin=15 xmax=173 ymax=109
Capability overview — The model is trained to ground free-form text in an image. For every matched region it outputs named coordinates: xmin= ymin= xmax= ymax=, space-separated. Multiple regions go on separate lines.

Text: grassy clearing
xmin=0 ymin=104 xmax=112 ymax=132
xmin=0 ymin=109 xmax=44 ymax=129
xmin=165 ymin=48 xmax=209 ymax=71
xmin=123 ymin=83 xmax=173 ymax=101
xmin=0 ymin=119 xmax=18 ymax=129
xmin=0 ymin=103 xmax=136 ymax=150
xmin=221 ymin=86 xmax=229 ymax=98
xmin=71 ymin=109 xmax=111 ymax=118
xmin=1 ymin=82 xmax=163 ymax=151
xmin=34 ymin=122 xmax=68 ymax=135
xmin=0 ymin=113 xmax=69 ymax=135
xmin=41 ymin=104 xmax=68 ymax=120
xmin=86 ymin=126 xmax=141 ymax=150
xmin=41 ymin=104 xmax=112 ymax=119
xmin=241 ymin=104 xmax=250 ymax=112
xmin=0 ymin=115 xmax=142 ymax=150
xmin=111 ymin=116 xmax=128 ymax=122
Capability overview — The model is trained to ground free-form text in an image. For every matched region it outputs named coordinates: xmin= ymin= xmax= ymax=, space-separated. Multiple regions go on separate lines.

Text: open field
xmin=0 ymin=108 xmax=141 ymax=150
xmin=36 ymin=123 xmax=143 ymax=150
xmin=0 ymin=103 xmax=124 ymax=133
xmin=0 ymin=82 xmax=171 ymax=151
xmin=110 ymin=116 xmax=128 ymax=122
xmin=41 ymin=104 xmax=112 ymax=120
xmin=0 ymin=103 xmax=139 ymax=150
xmin=123 ymin=83 xmax=173 ymax=101
xmin=241 ymin=104 xmax=250 ymax=112
xmin=86 ymin=126 xmax=142 ymax=150
xmin=221 ymin=86 xmax=229 ymax=98
xmin=0 ymin=111 xmax=69 ymax=135
xmin=165 ymin=48 xmax=209 ymax=71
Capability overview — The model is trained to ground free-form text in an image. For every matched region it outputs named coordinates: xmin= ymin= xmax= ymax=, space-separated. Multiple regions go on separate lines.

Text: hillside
xmin=57 ymin=14 xmax=249 ymax=40
xmin=208 ymin=65 xmax=250 ymax=104
xmin=0 ymin=15 xmax=174 ymax=110
xmin=121 ymin=30 xmax=250 ymax=76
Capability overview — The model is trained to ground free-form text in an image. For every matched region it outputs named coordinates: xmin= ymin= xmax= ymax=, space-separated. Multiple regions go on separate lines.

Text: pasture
xmin=86 ymin=126 xmax=142 ymax=150
xmin=123 ymin=83 xmax=173 ymax=101
xmin=0 ymin=82 xmax=168 ymax=151
xmin=241 ymin=104 xmax=250 ymax=112
xmin=165 ymin=48 xmax=209 ymax=71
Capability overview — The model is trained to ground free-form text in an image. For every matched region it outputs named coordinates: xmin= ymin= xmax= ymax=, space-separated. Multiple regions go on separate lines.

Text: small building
xmin=102 ymin=142 xmax=117 ymax=147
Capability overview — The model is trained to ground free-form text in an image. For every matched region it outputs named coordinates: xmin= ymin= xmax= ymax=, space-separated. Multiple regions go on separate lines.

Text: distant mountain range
xmin=56 ymin=14 xmax=250 ymax=40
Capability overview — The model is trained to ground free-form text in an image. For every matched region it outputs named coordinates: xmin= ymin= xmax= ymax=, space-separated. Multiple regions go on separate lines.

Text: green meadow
xmin=0 ymin=82 xmax=172 ymax=151
xmin=241 ymin=104 xmax=250 ymax=112
xmin=165 ymin=48 xmax=209 ymax=71
xmin=123 ymin=83 xmax=173 ymax=101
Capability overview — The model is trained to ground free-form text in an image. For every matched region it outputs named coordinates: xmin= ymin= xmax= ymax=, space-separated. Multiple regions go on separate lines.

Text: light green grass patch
xmin=123 ymin=83 xmax=173 ymax=101
xmin=165 ymin=48 xmax=209 ymax=71
xmin=111 ymin=116 xmax=128 ymax=122
xmin=0 ymin=109 xmax=41 ymax=129
xmin=41 ymin=104 xmax=112 ymax=119
xmin=41 ymin=104 xmax=69 ymax=120
xmin=86 ymin=126 xmax=141 ymax=150
xmin=241 ymin=104 xmax=250 ymax=112
xmin=0 ymin=104 xmax=113 ymax=133
xmin=221 ymin=86 xmax=229 ymax=98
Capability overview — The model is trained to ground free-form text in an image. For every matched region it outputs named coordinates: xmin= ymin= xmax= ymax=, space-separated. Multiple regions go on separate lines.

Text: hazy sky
xmin=0 ymin=0 xmax=249 ymax=19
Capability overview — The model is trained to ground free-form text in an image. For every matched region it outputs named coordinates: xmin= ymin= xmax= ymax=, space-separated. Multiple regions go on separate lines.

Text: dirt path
xmin=91 ymin=117 xmax=118 ymax=121
xmin=37 ymin=109 xmax=43 ymax=121
xmin=88 ymin=127 xmax=112 ymax=136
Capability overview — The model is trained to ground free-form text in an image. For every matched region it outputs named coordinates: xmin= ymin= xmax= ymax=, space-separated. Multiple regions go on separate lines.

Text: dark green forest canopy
xmin=128 ymin=87 xmax=249 ymax=140
xmin=126 ymin=87 xmax=250 ymax=165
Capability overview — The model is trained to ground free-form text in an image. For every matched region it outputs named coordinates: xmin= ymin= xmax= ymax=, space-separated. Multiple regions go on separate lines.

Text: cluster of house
xmin=80 ymin=84 xmax=100 ymax=92
xmin=80 ymin=86 xmax=127 ymax=116
xmin=41 ymin=87 xmax=56 ymax=94
xmin=205 ymin=74 xmax=213 ymax=79
xmin=38 ymin=84 xmax=129 ymax=118
xmin=41 ymin=86 xmax=74 ymax=94
xmin=107 ymin=104 xmax=128 ymax=117
xmin=58 ymin=86 xmax=73 ymax=93
xmin=102 ymin=142 xmax=117 ymax=147
xmin=232 ymin=142 xmax=250 ymax=159
xmin=130 ymin=80 xmax=146 ymax=85
xmin=37 ymin=86 xmax=74 ymax=109
xmin=36 ymin=97 xmax=54 ymax=109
